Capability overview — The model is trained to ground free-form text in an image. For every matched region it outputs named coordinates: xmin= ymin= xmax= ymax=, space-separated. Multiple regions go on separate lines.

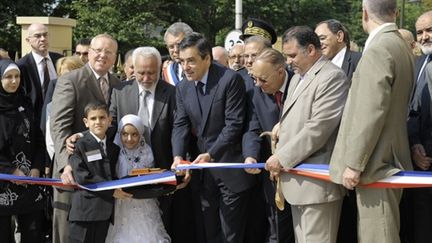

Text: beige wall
xmin=16 ymin=16 xmax=76 ymax=56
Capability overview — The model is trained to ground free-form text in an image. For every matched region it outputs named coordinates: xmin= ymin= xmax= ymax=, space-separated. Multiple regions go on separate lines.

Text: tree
xmin=0 ymin=0 xmax=56 ymax=57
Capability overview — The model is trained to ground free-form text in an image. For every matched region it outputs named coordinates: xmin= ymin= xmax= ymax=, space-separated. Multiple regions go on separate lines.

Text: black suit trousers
xmin=200 ymin=170 xmax=251 ymax=243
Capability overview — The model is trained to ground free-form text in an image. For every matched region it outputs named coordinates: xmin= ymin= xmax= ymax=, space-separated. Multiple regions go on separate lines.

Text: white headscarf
xmin=115 ymin=114 xmax=154 ymax=178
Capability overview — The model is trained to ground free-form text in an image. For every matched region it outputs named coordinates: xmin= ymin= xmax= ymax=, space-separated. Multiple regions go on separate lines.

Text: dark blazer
xmin=41 ymin=78 xmax=58 ymax=134
xmin=18 ymin=51 xmax=63 ymax=123
xmin=110 ymin=79 xmax=176 ymax=169
xmin=50 ymin=64 xmax=120 ymax=179
xmin=242 ymin=68 xmax=293 ymax=161
xmin=68 ymin=131 xmax=118 ymax=221
xmin=341 ymin=50 xmax=361 ymax=82
xmin=172 ymin=62 xmax=255 ymax=193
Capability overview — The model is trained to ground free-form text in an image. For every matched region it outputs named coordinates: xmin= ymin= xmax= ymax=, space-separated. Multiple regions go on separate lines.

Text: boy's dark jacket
xmin=68 ymin=130 xmax=119 ymax=221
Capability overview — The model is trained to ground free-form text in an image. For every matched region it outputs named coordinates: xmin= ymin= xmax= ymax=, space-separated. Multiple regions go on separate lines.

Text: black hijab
xmin=0 ymin=59 xmax=23 ymax=112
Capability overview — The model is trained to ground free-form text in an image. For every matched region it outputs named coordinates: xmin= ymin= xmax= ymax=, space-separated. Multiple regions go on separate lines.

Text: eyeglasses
xmin=29 ymin=32 xmax=48 ymax=39
xmin=75 ymin=51 xmax=89 ymax=56
xmin=90 ymin=47 xmax=116 ymax=57
xmin=229 ymin=54 xmax=244 ymax=60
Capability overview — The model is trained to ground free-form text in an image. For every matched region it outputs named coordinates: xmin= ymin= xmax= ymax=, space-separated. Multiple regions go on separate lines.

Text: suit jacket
xmin=341 ymin=49 xmax=361 ymax=81
xmin=330 ymin=24 xmax=415 ymax=184
xmin=68 ymin=131 xmax=118 ymax=221
xmin=172 ymin=62 xmax=256 ymax=193
xmin=242 ymin=68 xmax=294 ymax=161
xmin=275 ymin=57 xmax=348 ymax=205
xmin=50 ymin=64 xmax=120 ymax=179
xmin=41 ymin=78 xmax=58 ymax=135
xmin=18 ymin=51 xmax=63 ymax=124
xmin=110 ymin=79 xmax=176 ymax=169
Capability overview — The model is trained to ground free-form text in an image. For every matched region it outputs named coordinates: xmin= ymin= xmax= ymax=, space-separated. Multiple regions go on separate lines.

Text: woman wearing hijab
xmin=106 ymin=114 xmax=170 ymax=243
xmin=0 ymin=59 xmax=45 ymax=242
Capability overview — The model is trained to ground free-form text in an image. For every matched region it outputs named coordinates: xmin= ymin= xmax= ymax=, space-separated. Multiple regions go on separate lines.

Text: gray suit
xmin=50 ymin=64 xmax=119 ymax=243
xmin=275 ymin=57 xmax=348 ymax=243
xmin=109 ymin=79 xmax=176 ymax=169
xmin=330 ymin=24 xmax=414 ymax=243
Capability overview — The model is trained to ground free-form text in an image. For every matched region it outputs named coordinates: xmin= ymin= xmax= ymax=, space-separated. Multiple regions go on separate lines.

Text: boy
xmin=67 ymin=102 xmax=131 ymax=243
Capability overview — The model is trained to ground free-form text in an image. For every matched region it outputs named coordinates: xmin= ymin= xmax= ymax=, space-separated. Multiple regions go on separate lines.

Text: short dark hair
xmin=282 ymin=26 xmax=321 ymax=50
xmin=84 ymin=102 xmax=109 ymax=118
xmin=178 ymin=32 xmax=212 ymax=61
xmin=317 ymin=19 xmax=351 ymax=49
xmin=76 ymin=38 xmax=91 ymax=46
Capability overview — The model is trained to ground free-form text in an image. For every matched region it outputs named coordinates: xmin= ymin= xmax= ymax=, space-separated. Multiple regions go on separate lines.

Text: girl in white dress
xmin=106 ymin=114 xmax=170 ymax=243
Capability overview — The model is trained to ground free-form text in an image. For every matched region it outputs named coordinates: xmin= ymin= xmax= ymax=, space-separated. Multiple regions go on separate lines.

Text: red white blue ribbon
xmin=0 ymin=171 xmax=177 ymax=191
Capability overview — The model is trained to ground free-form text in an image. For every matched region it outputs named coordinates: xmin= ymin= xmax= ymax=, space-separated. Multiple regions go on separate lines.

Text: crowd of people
xmin=0 ymin=0 xmax=432 ymax=242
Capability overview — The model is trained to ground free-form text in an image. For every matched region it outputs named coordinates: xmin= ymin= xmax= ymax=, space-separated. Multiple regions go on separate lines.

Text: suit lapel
xmin=151 ymin=80 xmax=167 ymax=130
xmin=341 ymin=50 xmax=351 ymax=76
xmin=129 ymin=81 xmax=139 ymax=114
xmin=29 ymin=55 xmax=42 ymax=89
xmin=186 ymin=81 xmax=203 ymax=124
xmin=283 ymin=58 xmax=327 ymax=116
xmin=84 ymin=64 xmax=106 ymax=103
xmin=199 ymin=67 xmax=219 ymax=135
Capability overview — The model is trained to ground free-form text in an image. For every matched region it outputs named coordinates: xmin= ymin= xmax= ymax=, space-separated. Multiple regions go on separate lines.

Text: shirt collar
xmin=88 ymin=64 xmax=109 ymax=81
xmin=279 ymin=70 xmax=289 ymax=93
xmin=194 ymin=70 xmax=209 ymax=86
xmin=31 ymin=51 xmax=50 ymax=64
xmin=89 ymin=131 xmax=106 ymax=144
xmin=364 ymin=23 xmax=395 ymax=51
xmin=331 ymin=47 xmax=347 ymax=68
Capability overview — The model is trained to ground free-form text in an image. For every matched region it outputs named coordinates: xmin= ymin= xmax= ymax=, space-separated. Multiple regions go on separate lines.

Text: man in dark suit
xmin=315 ymin=19 xmax=361 ymax=81
xmin=171 ymin=32 xmax=256 ymax=243
xmin=242 ymin=48 xmax=295 ymax=243
xmin=18 ymin=23 xmax=63 ymax=124
xmin=407 ymin=10 xmax=432 ymax=243
xmin=315 ymin=18 xmax=361 ymax=243
xmin=109 ymin=46 xmax=198 ymax=242
xmin=162 ymin=22 xmax=193 ymax=86
xmin=50 ymin=33 xmax=120 ymax=243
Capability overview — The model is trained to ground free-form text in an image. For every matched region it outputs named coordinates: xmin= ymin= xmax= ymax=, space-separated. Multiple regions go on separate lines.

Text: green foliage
xmin=1 ymin=0 xmax=431 ymax=58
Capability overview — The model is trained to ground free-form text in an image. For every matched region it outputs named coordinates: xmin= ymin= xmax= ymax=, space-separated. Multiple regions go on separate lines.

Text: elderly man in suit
xmin=162 ymin=22 xmax=193 ymax=86
xmin=407 ymin=10 xmax=432 ymax=243
xmin=171 ymin=32 xmax=256 ymax=243
xmin=18 ymin=23 xmax=63 ymax=124
xmin=243 ymin=48 xmax=295 ymax=243
xmin=265 ymin=26 xmax=348 ymax=243
xmin=110 ymin=47 xmax=198 ymax=242
xmin=330 ymin=1 xmax=415 ymax=243
xmin=315 ymin=19 xmax=361 ymax=81
xmin=50 ymin=33 xmax=120 ymax=243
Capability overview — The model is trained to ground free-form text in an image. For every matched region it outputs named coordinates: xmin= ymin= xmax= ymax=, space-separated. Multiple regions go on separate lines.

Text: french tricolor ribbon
xmin=0 ymin=171 xmax=177 ymax=192
xmin=177 ymin=161 xmax=432 ymax=188
xmin=2 ymin=162 xmax=432 ymax=190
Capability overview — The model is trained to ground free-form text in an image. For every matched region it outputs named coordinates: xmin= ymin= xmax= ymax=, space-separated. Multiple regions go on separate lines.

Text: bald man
xmin=18 ymin=23 xmax=63 ymax=125
xmin=212 ymin=46 xmax=229 ymax=67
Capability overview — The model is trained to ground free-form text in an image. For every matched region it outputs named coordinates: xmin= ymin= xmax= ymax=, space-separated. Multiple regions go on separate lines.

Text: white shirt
xmin=331 ymin=47 xmax=347 ymax=68
xmin=31 ymin=51 xmax=57 ymax=86
xmin=89 ymin=131 xmax=107 ymax=154
xmin=364 ymin=23 xmax=395 ymax=51
xmin=88 ymin=64 xmax=109 ymax=83
xmin=137 ymin=80 xmax=158 ymax=124
xmin=293 ymin=56 xmax=326 ymax=96
xmin=194 ymin=70 xmax=209 ymax=93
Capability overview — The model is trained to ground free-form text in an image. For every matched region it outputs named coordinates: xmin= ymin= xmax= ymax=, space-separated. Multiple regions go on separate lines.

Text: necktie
xmin=274 ymin=91 xmax=283 ymax=109
xmin=42 ymin=57 xmax=50 ymax=97
xmin=99 ymin=141 xmax=106 ymax=157
xmin=99 ymin=76 xmax=109 ymax=103
xmin=196 ymin=81 xmax=205 ymax=114
xmin=138 ymin=90 xmax=152 ymax=145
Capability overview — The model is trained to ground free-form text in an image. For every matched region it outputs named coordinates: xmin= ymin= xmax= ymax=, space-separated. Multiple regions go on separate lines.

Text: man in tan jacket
xmin=265 ymin=26 xmax=348 ymax=243
xmin=330 ymin=0 xmax=415 ymax=242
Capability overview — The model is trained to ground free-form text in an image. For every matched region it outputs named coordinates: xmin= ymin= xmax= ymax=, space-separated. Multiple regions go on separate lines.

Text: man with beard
xmin=407 ymin=10 xmax=432 ymax=243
